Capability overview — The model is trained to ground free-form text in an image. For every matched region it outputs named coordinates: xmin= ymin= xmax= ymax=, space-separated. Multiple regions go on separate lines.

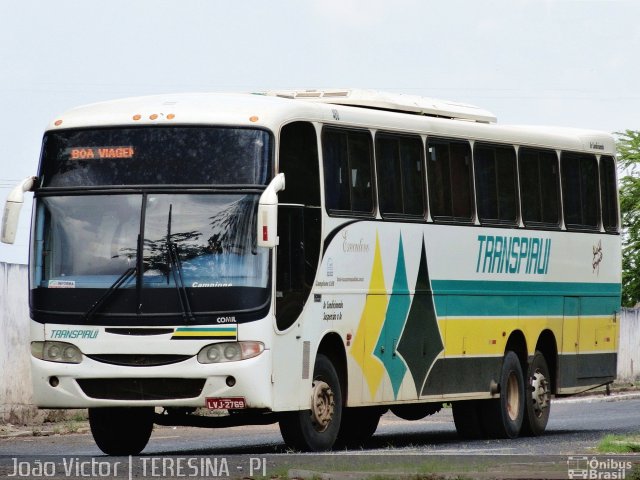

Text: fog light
xmin=226 ymin=376 xmax=236 ymax=387
xmin=49 ymin=376 xmax=59 ymax=387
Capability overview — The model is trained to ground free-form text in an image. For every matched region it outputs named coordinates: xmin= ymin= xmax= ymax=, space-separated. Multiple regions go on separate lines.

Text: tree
xmin=616 ymin=130 xmax=640 ymax=307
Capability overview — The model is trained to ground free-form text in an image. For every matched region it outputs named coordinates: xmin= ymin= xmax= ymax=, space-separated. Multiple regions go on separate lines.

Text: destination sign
xmin=65 ymin=146 xmax=135 ymax=160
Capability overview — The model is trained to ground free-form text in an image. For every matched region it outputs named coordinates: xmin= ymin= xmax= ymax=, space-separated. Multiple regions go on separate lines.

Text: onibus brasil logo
xmin=568 ymin=456 xmax=633 ymax=479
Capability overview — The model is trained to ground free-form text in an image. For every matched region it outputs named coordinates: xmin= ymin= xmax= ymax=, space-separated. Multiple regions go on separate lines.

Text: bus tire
xmin=480 ymin=351 xmax=525 ymax=439
xmin=452 ymin=400 xmax=484 ymax=439
xmin=279 ymin=354 xmax=342 ymax=451
xmin=521 ymin=351 xmax=551 ymax=436
xmin=89 ymin=407 xmax=154 ymax=455
xmin=335 ymin=407 xmax=384 ymax=447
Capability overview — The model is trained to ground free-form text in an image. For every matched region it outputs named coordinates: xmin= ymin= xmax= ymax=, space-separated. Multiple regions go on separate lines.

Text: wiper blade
xmin=83 ymin=267 xmax=136 ymax=322
xmin=166 ymin=204 xmax=195 ymax=323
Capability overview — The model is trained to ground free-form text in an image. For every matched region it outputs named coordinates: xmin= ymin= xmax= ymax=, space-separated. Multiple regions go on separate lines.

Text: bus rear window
xmin=40 ymin=127 xmax=272 ymax=187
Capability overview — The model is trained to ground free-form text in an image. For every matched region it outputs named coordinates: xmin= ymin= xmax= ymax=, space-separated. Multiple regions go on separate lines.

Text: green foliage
xmin=616 ymin=130 xmax=640 ymax=306
xmin=597 ymin=433 xmax=640 ymax=453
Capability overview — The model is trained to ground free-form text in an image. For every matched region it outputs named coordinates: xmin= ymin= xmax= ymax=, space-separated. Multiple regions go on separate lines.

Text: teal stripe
xmin=431 ymin=280 xmax=621 ymax=297
xmin=433 ymin=294 xmax=619 ymax=317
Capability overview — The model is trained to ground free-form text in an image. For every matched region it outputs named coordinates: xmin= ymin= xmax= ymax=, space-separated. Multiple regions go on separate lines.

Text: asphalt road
xmin=1 ymin=395 xmax=639 ymax=479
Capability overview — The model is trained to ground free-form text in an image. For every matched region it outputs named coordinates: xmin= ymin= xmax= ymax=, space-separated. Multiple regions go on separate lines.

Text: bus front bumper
xmin=30 ymin=349 xmax=273 ymax=410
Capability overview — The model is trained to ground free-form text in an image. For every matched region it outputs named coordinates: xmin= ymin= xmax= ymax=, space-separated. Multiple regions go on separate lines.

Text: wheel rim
xmin=506 ymin=371 xmax=520 ymax=422
xmin=310 ymin=379 xmax=335 ymax=432
xmin=531 ymin=369 xmax=550 ymax=418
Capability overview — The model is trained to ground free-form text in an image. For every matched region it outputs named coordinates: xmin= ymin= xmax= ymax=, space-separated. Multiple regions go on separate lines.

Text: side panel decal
xmin=374 ymin=234 xmax=410 ymax=398
xmin=349 ymin=233 xmax=388 ymax=399
xmin=397 ymin=235 xmax=444 ymax=395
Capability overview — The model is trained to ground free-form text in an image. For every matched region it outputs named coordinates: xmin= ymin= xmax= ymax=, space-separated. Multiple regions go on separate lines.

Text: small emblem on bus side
xmin=592 ymin=240 xmax=603 ymax=275
xmin=216 ymin=316 xmax=236 ymax=324
xmin=332 ymin=109 xmax=340 ymax=121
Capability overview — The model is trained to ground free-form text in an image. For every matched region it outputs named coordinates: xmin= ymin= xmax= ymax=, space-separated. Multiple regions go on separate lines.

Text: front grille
xmin=87 ymin=354 xmax=192 ymax=367
xmin=77 ymin=378 xmax=206 ymax=400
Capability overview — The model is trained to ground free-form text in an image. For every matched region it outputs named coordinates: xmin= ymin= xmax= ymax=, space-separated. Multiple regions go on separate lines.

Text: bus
xmin=1 ymin=89 xmax=621 ymax=454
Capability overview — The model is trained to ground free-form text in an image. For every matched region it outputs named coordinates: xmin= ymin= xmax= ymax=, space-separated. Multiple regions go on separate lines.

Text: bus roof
xmin=46 ymin=90 xmax=616 ymax=155
xmin=260 ymin=89 xmax=498 ymax=124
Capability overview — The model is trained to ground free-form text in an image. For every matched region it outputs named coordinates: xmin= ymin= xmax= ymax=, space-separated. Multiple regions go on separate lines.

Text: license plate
xmin=206 ymin=397 xmax=246 ymax=409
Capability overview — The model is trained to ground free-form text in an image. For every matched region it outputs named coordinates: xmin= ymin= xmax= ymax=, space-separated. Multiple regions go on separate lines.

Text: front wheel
xmin=480 ymin=351 xmax=525 ymax=439
xmin=89 ymin=407 xmax=154 ymax=455
xmin=279 ymin=354 xmax=343 ymax=451
xmin=521 ymin=351 xmax=551 ymax=436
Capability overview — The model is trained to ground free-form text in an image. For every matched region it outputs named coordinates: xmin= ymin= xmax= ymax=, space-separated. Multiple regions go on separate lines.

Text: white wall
xmin=617 ymin=307 xmax=640 ymax=382
xmin=0 ymin=262 xmax=36 ymax=424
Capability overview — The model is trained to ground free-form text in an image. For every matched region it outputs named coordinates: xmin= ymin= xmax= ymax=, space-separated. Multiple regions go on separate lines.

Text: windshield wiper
xmin=83 ymin=266 xmax=136 ymax=322
xmin=166 ymin=204 xmax=195 ymax=323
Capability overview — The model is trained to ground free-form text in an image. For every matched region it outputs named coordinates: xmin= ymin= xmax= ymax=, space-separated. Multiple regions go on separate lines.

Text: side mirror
xmin=257 ymin=173 xmax=285 ymax=248
xmin=1 ymin=176 xmax=37 ymax=244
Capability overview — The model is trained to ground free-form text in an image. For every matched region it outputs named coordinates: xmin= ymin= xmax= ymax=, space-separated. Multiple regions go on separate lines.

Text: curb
xmin=554 ymin=391 xmax=640 ymax=404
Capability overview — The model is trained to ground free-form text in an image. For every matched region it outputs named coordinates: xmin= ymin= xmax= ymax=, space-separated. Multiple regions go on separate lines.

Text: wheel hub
xmin=531 ymin=370 xmax=550 ymax=417
xmin=310 ymin=380 xmax=335 ymax=432
xmin=506 ymin=372 xmax=520 ymax=421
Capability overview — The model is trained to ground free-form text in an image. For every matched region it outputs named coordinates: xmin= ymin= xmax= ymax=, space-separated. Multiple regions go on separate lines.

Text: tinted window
xmin=600 ymin=155 xmax=618 ymax=232
xmin=41 ymin=127 xmax=272 ymax=187
xmin=427 ymin=139 xmax=473 ymax=221
xmin=474 ymin=143 xmax=518 ymax=224
xmin=279 ymin=122 xmax=320 ymax=206
xmin=375 ymin=133 xmax=425 ymax=217
xmin=561 ymin=153 xmax=599 ymax=230
xmin=322 ymin=128 xmax=374 ymax=214
xmin=519 ymin=148 xmax=560 ymax=226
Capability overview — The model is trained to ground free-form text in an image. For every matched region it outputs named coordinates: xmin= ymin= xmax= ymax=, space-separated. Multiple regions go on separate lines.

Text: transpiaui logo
xmin=567 ymin=456 xmax=633 ymax=479
xmin=476 ymin=234 xmax=551 ymax=275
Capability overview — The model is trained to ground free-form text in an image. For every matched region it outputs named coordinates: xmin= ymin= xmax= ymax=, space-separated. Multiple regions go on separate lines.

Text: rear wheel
xmin=279 ymin=354 xmax=342 ymax=451
xmin=89 ymin=407 xmax=154 ymax=455
xmin=480 ymin=351 xmax=525 ymax=439
xmin=521 ymin=351 xmax=551 ymax=436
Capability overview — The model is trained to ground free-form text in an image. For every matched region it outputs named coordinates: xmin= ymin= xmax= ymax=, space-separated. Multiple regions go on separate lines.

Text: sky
xmin=1 ymin=0 xmax=639 ymax=264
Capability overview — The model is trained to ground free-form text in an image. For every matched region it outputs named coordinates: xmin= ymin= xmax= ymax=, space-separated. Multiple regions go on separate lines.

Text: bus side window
xmin=427 ymin=138 xmax=473 ymax=222
xmin=276 ymin=122 xmax=322 ymax=330
xmin=518 ymin=148 xmax=560 ymax=227
xmin=599 ymin=155 xmax=619 ymax=233
xmin=474 ymin=143 xmax=518 ymax=225
xmin=375 ymin=133 xmax=425 ymax=218
xmin=278 ymin=122 xmax=320 ymax=207
xmin=561 ymin=152 xmax=600 ymax=230
xmin=276 ymin=206 xmax=305 ymax=331
xmin=322 ymin=127 xmax=375 ymax=216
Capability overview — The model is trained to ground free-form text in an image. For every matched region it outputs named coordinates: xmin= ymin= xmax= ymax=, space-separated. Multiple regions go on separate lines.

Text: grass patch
xmin=597 ymin=434 xmax=640 ymax=453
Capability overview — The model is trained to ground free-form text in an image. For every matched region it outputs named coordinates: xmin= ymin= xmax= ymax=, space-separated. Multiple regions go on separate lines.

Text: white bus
xmin=2 ymin=89 xmax=620 ymax=454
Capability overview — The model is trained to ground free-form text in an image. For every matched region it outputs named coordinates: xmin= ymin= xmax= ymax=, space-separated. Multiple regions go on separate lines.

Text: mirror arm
xmin=1 ymin=176 xmax=37 ymax=244
xmin=257 ymin=173 xmax=285 ymax=248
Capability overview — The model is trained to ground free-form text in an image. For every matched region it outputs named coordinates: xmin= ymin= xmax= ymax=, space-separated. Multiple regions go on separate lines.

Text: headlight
xmin=31 ymin=341 xmax=83 ymax=364
xmin=197 ymin=342 xmax=264 ymax=364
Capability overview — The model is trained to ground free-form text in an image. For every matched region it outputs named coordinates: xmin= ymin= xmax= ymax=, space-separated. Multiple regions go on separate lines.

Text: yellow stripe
xmin=440 ymin=315 xmax=616 ymax=357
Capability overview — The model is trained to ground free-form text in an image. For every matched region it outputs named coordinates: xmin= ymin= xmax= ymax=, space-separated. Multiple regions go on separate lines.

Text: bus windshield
xmin=32 ymin=193 xmax=270 ymax=324
xmin=40 ymin=127 xmax=272 ymax=187
xmin=30 ymin=126 xmax=274 ymax=325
